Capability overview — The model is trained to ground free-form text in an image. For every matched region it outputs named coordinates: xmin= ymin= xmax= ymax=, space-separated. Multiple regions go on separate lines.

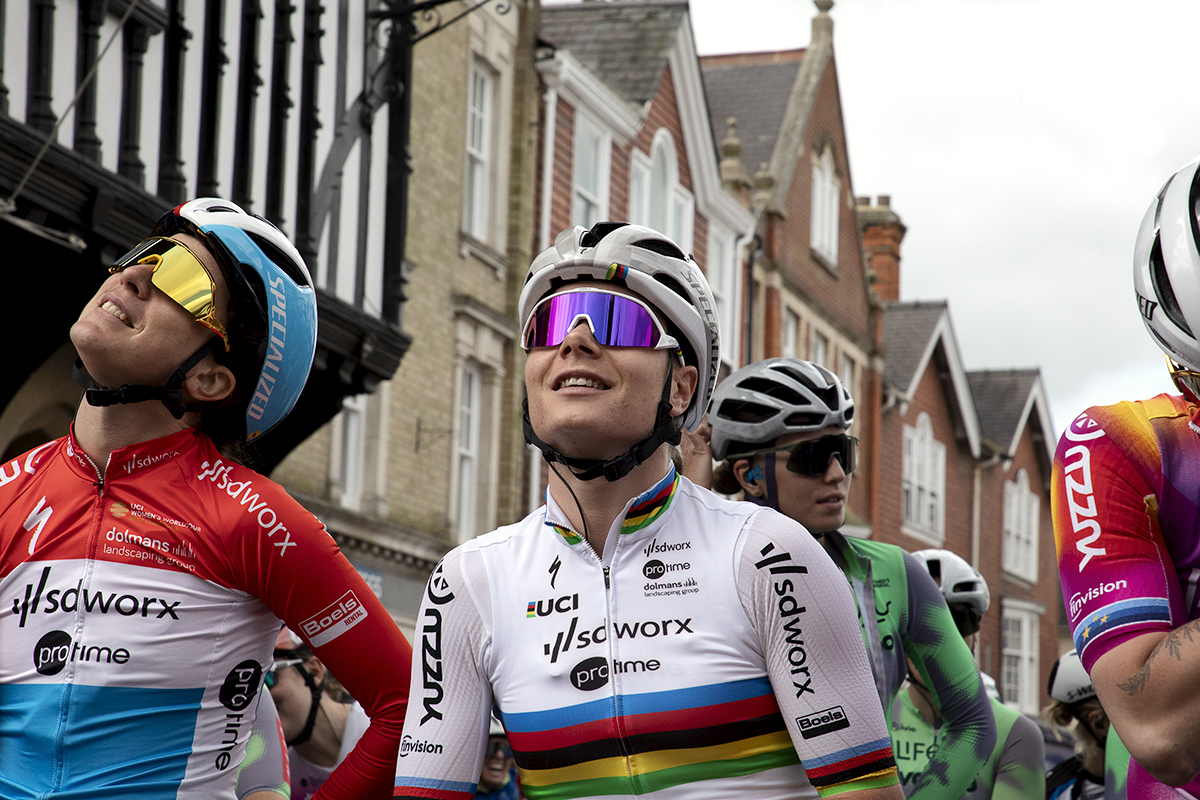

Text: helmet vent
xmin=783 ymin=412 xmax=824 ymax=428
xmin=771 ymin=364 xmax=841 ymax=411
xmin=738 ymin=376 xmax=803 ymax=405
xmin=581 ymin=221 xmax=628 ymax=248
xmin=1149 ymin=235 xmax=1194 ymax=336
xmin=248 ymin=232 xmax=312 ymax=288
xmin=716 ymin=398 xmax=780 ymax=424
xmin=634 ymin=238 xmax=686 ymax=260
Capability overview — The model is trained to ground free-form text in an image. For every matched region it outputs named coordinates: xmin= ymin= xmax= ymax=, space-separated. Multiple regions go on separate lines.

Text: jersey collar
xmin=66 ymin=426 xmax=199 ymax=481
xmin=542 ymin=464 xmax=681 ymax=547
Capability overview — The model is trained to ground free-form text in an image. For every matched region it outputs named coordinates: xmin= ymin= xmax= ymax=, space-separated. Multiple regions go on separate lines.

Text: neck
xmin=73 ymin=400 xmax=198 ymax=476
xmin=293 ymin=696 xmax=350 ymax=767
xmin=548 ymin=447 xmax=672 ymax=555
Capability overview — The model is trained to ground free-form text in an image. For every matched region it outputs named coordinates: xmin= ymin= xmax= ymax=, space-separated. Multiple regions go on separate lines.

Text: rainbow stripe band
xmin=605 ymin=262 xmax=629 ymax=281
xmin=543 ymin=468 xmax=679 ymax=545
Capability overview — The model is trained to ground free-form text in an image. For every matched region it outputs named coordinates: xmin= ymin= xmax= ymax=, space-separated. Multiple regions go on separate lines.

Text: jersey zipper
xmin=49 ymin=445 xmax=109 ymax=794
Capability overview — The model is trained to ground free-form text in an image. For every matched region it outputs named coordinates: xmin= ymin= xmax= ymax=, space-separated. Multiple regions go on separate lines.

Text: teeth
xmin=102 ymin=300 xmax=130 ymax=326
xmin=560 ymin=376 xmax=605 ymax=389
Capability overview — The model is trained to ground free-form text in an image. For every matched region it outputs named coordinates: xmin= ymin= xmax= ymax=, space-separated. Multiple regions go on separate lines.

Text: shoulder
xmin=1056 ymin=394 xmax=1187 ymax=457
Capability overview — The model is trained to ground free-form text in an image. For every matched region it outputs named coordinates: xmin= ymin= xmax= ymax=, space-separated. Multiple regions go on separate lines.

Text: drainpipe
xmin=538 ymin=84 xmax=558 ymax=250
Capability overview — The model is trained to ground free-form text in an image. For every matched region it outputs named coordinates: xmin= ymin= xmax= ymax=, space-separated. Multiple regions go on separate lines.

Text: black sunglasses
xmin=730 ymin=433 xmax=858 ymax=477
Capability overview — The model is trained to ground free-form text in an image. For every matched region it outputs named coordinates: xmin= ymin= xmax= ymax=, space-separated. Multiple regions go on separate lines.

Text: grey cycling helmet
xmin=709 ymin=358 xmax=853 ymax=461
xmin=1047 ymin=649 xmax=1095 ymax=705
xmin=911 ymin=549 xmax=990 ymax=636
xmin=1133 ymin=156 xmax=1200 ymax=399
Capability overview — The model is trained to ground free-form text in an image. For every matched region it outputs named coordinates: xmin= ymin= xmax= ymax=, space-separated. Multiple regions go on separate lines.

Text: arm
xmin=236 ymin=688 xmax=291 ymax=800
xmin=900 ymin=553 xmax=996 ymax=798
xmin=233 ymin=486 xmax=412 ymax=800
xmin=737 ymin=511 xmax=902 ymax=799
xmin=1050 ymin=404 xmax=1197 ymax=785
xmin=989 ymin=709 xmax=1045 ymax=800
xmin=393 ymin=549 xmax=493 ymax=799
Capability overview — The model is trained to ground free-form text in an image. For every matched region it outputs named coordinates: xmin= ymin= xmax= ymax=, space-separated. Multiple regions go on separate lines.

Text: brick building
xmin=869 ymin=203 xmax=1061 ymax=714
xmin=271 ymin=0 xmax=542 ymax=637
xmin=700 ymin=0 xmax=882 ymax=536
xmin=532 ymin=0 xmax=757 ymax=495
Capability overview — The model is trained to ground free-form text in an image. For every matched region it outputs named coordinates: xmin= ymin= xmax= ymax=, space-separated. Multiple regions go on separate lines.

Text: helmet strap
xmin=287 ymin=663 xmax=326 ymax=747
xmin=523 ymin=362 xmax=683 ymax=483
xmin=73 ymin=337 xmax=223 ymax=420
xmin=743 ymin=451 xmax=780 ymax=510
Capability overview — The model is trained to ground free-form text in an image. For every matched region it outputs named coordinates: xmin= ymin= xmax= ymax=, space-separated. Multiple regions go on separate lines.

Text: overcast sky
xmin=687 ymin=0 xmax=1200 ymax=436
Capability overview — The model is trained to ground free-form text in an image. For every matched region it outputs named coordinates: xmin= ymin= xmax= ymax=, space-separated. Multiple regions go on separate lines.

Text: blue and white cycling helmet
xmin=156 ymin=198 xmax=318 ymax=441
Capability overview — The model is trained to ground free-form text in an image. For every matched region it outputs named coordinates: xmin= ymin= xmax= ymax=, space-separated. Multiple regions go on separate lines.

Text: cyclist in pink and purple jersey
xmin=1052 ymin=156 xmax=1200 ymax=796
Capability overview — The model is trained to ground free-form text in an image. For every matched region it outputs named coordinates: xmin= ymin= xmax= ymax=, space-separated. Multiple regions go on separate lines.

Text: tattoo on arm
xmin=1117 ymin=619 xmax=1200 ymax=696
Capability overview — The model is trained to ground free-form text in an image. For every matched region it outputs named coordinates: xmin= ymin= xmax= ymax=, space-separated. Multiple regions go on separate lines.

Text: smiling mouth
xmin=556 ymin=376 xmax=608 ymax=390
xmin=101 ymin=300 xmax=131 ymax=327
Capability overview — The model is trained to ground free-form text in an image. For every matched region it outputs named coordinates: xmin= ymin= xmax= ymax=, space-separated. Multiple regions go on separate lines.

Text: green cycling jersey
xmin=891 ymin=689 xmax=1045 ymax=798
xmin=821 ymin=531 xmax=996 ymax=798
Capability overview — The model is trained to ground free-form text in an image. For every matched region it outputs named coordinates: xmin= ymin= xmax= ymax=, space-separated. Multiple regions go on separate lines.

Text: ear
xmin=732 ymin=459 xmax=764 ymax=497
xmin=1087 ymin=708 xmax=1108 ymax=735
xmin=669 ymin=364 xmax=699 ymax=417
xmin=184 ymin=359 xmax=236 ymax=404
xmin=303 ymin=656 xmax=326 ymax=685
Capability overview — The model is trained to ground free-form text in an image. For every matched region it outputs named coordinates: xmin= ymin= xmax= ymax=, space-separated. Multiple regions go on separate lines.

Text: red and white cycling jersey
xmin=0 ymin=427 xmax=411 ymax=800
xmin=394 ymin=467 xmax=898 ymax=799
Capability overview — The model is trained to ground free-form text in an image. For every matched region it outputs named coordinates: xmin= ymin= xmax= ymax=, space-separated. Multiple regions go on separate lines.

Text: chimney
xmin=857 ymin=195 xmax=906 ymax=303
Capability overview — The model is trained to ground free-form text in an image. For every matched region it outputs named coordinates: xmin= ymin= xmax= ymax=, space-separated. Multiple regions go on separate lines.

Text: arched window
xmin=629 ymin=129 xmax=693 ymax=251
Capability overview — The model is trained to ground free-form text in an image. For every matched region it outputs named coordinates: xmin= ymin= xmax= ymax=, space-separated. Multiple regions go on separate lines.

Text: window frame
xmin=901 ymin=412 xmax=947 ymax=544
xmin=464 ymin=59 xmax=495 ymax=242
xmin=1000 ymin=600 xmax=1042 ymax=714
xmin=810 ymin=145 xmax=840 ymax=268
xmin=571 ymin=111 xmax=610 ymax=228
xmin=454 ymin=360 xmax=483 ymax=542
xmin=1003 ymin=468 xmax=1041 ymax=583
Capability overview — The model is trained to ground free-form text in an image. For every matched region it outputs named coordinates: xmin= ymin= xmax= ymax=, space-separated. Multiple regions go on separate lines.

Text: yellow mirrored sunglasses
xmin=109 ymin=237 xmax=230 ymax=351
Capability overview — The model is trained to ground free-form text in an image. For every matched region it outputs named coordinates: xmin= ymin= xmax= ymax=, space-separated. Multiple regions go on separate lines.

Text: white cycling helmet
xmin=911 ymin=549 xmax=990 ymax=636
xmin=519 ymin=222 xmax=719 ymax=432
xmin=1047 ymin=649 xmax=1095 ymax=705
xmin=1133 ymin=156 xmax=1200 ymax=399
xmin=519 ymin=222 xmax=719 ymax=482
xmin=709 ymin=358 xmax=854 ymax=461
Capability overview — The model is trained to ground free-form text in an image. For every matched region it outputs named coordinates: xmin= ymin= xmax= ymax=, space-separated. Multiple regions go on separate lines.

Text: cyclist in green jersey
xmin=891 ymin=549 xmax=1045 ymax=798
xmin=702 ymin=357 xmax=995 ymax=798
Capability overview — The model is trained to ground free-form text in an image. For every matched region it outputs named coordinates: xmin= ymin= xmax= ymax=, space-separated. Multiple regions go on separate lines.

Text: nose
xmin=823 ymin=454 xmax=847 ymax=482
xmin=117 ymin=261 xmax=156 ymax=299
xmin=557 ymin=319 xmax=601 ymax=355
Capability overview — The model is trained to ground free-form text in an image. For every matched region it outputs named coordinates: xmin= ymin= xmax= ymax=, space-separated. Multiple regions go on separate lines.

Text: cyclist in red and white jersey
xmin=1051 ymin=156 xmax=1200 ymax=795
xmin=394 ymin=222 xmax=901 ymax=799
xmin=0 ymin=199 xmax=411 ymax=799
